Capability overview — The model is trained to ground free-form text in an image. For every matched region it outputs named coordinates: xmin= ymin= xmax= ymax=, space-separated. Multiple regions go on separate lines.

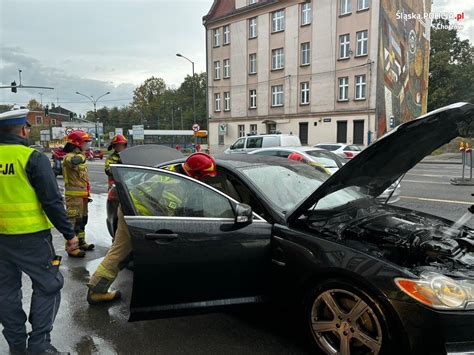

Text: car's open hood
xmin=119 ymin=144 xmax=184 ymax=167
xmin=287 ymin=102 xmax=474 ymax=224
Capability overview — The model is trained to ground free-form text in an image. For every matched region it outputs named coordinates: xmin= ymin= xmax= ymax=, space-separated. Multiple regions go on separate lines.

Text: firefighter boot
xmin=87 ymin=289 xmax=121 ymax=305
xmin=67 ymin=247 xmax=85 ymax=258
xmin=78 ymin=232 xmax=95 ymax=251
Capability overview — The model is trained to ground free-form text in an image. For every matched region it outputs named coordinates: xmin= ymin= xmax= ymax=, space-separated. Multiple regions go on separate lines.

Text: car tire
xmin=304 ymin=279 xmax=400 ymax=355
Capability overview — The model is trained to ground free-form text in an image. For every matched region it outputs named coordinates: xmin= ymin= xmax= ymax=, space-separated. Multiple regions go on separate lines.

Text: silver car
xmin=250 ymin=146 xmax=401 ymax=203
xmin=314 ymin=143 xmax=364 ymax=159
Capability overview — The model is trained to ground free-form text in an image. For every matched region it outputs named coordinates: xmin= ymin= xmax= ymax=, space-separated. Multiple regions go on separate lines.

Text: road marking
xmin=402 ymin=180 xmax=450 ymax=185
xmin=406 ymin=173 xmax=458 ymax=178
xmin=400 ymin=196 xmax=472 ymax=205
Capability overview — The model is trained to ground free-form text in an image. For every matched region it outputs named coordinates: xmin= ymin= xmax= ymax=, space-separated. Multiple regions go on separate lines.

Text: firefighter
xmin=0 ymin=109 xmax=78 ymax=354
xmin=62 ymin=130 xmax=95 ymax=257
xmin=105 ymin=134 xmax=128 ymax=189
xmin=288 ymin=152 xmax=330 ymax=175
xmin=86 ymin=153 xmax=217 ymax=304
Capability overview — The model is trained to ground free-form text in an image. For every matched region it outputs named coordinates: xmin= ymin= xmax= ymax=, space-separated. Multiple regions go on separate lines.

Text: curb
xmin=420 ymin=160 xmax=462 ymax=165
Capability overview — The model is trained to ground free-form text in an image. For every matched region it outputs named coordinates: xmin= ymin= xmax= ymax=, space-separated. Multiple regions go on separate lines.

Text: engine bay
xmin=306 ymin=202 xmax=474 ymax=276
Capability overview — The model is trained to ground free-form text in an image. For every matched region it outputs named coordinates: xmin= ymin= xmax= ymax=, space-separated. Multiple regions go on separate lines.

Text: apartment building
xmin=203 ymin=0 xmax=430 ymax=148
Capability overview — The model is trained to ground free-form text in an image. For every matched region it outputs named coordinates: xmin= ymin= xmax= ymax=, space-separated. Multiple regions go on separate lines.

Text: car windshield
xmin=239 ymin=163 xmax=368 ymax=213
xmin=316 ymin=145 xmax=340 ymax=151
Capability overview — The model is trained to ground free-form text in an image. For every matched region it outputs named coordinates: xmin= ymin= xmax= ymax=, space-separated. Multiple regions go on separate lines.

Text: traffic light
xmin=389 ymin=115 xmax=395 ymax=129
xmin=11 ymin=81 xmax=17 ymax=93
xmin=44 ymin=105 xmax=49 ymax=117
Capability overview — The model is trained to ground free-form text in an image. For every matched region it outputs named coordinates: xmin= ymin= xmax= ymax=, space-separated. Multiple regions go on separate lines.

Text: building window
xmin=356 ymin=30 xmax=368 ymax=56
xmin=238 ymin=124 xmax=245 ymax=137
xmin=213 ymin=28 xmax=220 ymax=47
xmin=249 ymin=89 xmax=257 ymax=109
xmin=223 ymin=25 xmax=230 ymax=45
xmin=272 ymin=48 xmax=284 ymax=70
xmin=35 ymin=116 xmax=42 ymax=125
xmin=224 ymin=92 xmax=231 ymax=111
xmin=249 ymin=0 xmax=257 ymax=4
xmin=339 ymin=34 xmax=350 ymax=59
xmin=271 ymin=85 xmax=284 ymax=107
xmin=301 ymin=42 xmax=310 ymax=66
xmin=51 ymin=119 xmax=57 ymax=125
xmin=214 ymin=93 xmax=221 ymax=112
xmin=340 ymin=0 xmax=352 ymax=15
xmin=250 ymin=124 xmax=257 ymax=134
xmin=214 ymin=61 xmax=221 ymax=80
xmin=249 ymin=17 xmax=257 ymax=38
xmin=223 ymin=59 xmax=230 ymax=78
xmin=301 ymin=2 xmax=311 ymax=26
xmin=272 ymin=9 xmax=285 ymax=32
xmin=249 ymin=53 xmax=257 ymax=74
xmin=355 ymin=75 xmax=366 ymax=100
xmin=218 ymin=134 xmax=225 ymax=145
xmin=358 ymin=0 xmax=369 ymax=11
xmin=300 ymin=82 xmax=310 ymax=104
xmin=338 ymin=77 xmax=349 ymax=101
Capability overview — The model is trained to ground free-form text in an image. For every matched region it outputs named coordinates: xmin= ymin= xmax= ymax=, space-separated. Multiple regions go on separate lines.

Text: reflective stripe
xmin=0 ymin=145 xmax=53 ymax=234
xmin=65 ymin=190 xmax=89 ymax=197
xmin=95 ymin=263 xmax=117 ymax=281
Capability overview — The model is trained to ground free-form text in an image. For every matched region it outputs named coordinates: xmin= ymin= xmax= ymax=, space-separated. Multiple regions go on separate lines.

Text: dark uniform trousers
xmin=0 ymin=232 xmax=63 ymax=353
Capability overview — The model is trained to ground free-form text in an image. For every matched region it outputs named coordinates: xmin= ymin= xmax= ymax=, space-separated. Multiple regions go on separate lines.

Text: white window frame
xmin=271 ymin=85 xmax=284 ymax=107
xmin=339 ymin=34 xmax=350 ymax=59
xmin=250 ymin=124 xmax=257 ymax=134
xmin=249 ymin=53 xmax=257 ymax=74
xmin=223 ymin=25 xmax=230 ymax=45
xmin=357 ymin=0 xmax=369 ymax=11
xmin=214 ymin=61 xmax=221 ymax=80
xmin=272 ymin=48 xmax=284 ymax=70
xmin=249 ymin=17 xmax=257 ymax=38
xmin=301 ymin=2 xmax=311 ymax=26
xmin=340 ymin=0 xmax=352 ymax=15
xmin=223 ymin=59 xmax=230 ymax=78
xmin=214 ymin=93 xmax=221 ymax=112
xmin=355 ymin=75 xmax=366 ymax=100
xmin=356 ymin=30 xmax=368 ymax=56
xmin=301 ymin=42 xmax=311 ymax=66
xmin=238 ymin=124 xmax=245 ymax=137
xmin=338 ymin=77 xmax=349 ymax=101
xmin=224 ymin=92 xmax=231 ymax=111
xmin=213 ymin=28 xmax=220 ymax=47
xmin=300 ymin=82 xmax=310 ymax=105
xmin=249 ymin=89 xmax=257 ymax=109
xmin=272 ymin=9 xmax=285 ymax=32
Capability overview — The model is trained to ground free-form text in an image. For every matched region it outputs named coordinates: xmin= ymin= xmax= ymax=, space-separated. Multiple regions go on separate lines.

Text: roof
xmin=203 ymin=0 xmax=276 ymax=25
xmin=250 ymin=146 xmax=326 ymax=152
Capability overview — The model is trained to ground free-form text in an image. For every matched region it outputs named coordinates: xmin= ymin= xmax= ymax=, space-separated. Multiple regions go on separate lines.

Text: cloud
xmin=0 ymin=46 xmax=136 ymax=114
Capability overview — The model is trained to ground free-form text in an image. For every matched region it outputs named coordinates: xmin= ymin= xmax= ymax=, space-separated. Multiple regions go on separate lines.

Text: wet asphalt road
xmin=1 ymin=160 xmax=473 ymax=354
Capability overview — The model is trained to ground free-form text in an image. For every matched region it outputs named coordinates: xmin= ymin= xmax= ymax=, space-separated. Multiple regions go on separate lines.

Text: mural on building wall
xmin=376 ymin=0 xmax=431 ymax=137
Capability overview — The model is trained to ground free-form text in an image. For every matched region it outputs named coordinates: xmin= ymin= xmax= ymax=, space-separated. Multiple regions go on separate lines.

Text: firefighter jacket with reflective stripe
xmin=63 ymin=151 xmax=90 ymax=197
xmin=105 ymin=150 xmax=121 ymax=188
xmin=130 ymin=164 xmax=185 ymax=216
xmin=0 ymin=144 xmax=54 ymax=234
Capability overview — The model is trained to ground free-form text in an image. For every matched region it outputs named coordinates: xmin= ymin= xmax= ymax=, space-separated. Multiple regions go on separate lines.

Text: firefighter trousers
xmin=88 ymin=207 xmax=132 ymax=293
xmin=65 ymin=196 xmax=88 ymax=242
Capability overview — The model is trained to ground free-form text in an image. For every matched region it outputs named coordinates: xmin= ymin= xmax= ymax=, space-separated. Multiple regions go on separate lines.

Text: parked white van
xmin=224 ymin=134 xmax=301 ymax=154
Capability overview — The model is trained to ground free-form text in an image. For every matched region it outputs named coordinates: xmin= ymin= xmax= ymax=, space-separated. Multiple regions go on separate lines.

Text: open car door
xmin=111 ymin=164 xmax=273 ymax=321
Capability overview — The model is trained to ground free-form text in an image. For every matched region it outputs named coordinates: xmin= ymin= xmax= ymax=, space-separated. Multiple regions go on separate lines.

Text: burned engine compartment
xmin=306 ymin=202 xmax=474 ymax=273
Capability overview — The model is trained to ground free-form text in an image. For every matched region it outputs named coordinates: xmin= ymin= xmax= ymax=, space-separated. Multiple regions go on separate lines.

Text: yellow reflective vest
xmin=0 ymin=144 xmax=53 ymax=234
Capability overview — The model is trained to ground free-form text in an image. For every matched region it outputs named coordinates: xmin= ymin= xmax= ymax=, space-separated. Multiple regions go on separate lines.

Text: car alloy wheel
xmin=310 ymin=288 xmax=383 ymax=355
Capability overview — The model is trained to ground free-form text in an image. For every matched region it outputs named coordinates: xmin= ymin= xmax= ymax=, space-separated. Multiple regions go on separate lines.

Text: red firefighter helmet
xmin=288 ymin=152 xmax=306 ymax=163
xmin=66 ymin=130 xmax=92 ymax=148
xmin=108 ymin=134 xmax=128 ymax=151
xmin=182 ymin=153 xmax=217 ymax=180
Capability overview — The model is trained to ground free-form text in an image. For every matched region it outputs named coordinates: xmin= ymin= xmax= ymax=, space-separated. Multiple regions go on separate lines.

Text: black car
xmin=110 ymin=103 xmax=474 ymax=354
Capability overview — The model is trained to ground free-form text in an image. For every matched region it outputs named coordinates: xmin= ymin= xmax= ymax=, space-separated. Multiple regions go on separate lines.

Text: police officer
xmin=0 ymin=109 xmax=78 ymax=354
xmin=105 ymin=134 xmax=127 ymax=189
xmin=87 ymin=153 xmax=217 ymax=304
xmin=62 ymin=130 xmax=95 ymax=257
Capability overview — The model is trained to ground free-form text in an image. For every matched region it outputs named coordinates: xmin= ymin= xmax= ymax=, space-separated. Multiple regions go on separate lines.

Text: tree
xmin=27 ymin=99 xmax=42 ymax=110
xmin=428 ymin=19 xmax=474 ymax=112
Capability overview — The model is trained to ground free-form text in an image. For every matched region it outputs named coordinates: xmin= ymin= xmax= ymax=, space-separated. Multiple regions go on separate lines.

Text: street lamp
xmin=75 ymin=91 xmax=110 ymax=148
xmin=176 ymin=53 xmax=196 ymax=127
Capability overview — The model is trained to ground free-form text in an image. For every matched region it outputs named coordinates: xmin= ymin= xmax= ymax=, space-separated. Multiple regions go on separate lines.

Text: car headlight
xmin=395 ymin=272 xmax=474 ymax=310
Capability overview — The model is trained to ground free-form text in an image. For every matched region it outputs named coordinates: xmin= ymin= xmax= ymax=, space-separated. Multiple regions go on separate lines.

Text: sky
xmin=0 ymin=0 xmax=472 ymax=115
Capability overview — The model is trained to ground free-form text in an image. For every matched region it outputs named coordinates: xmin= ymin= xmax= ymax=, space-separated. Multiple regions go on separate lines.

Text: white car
xmin=225 ymin=134 xmax=301 ymax=154
xmin=250 ymin=146 xmax=401 ymax=203
xmin=314 ymin=143 xmax=364 ymax=159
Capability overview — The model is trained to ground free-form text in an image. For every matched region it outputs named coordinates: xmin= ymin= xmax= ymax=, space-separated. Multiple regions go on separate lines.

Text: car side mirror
xmin=234 ymin=203 xmax=253 ymax=226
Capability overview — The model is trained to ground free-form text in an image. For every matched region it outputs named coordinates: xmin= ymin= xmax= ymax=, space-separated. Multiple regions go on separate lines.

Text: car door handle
xmin=145 ymin=232 xmax=178 ymax=240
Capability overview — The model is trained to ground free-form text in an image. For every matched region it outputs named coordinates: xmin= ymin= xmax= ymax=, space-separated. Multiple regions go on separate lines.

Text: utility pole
xmin=38 ymin=92 xmax=43 ymax=107
xmin=75 ymin=91 xmax=110 ymax=148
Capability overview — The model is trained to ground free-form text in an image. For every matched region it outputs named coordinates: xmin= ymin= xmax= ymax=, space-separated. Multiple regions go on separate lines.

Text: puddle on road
xmin=74 ymin=335 xmax=118 ymax=355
